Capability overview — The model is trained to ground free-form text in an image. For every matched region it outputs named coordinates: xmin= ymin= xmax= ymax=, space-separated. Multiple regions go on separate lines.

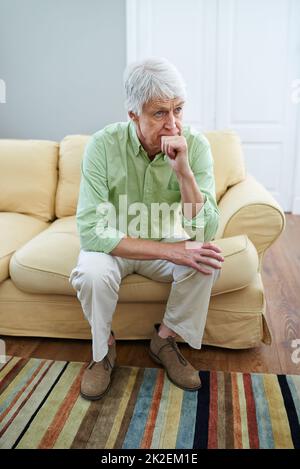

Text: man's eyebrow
xmin=152 ymin=101 xmax=185 ymax=112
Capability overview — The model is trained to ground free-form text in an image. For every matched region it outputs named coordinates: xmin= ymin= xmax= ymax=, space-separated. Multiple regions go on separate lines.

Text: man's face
xmin=129 ymin=97 xmax=184 ymax=157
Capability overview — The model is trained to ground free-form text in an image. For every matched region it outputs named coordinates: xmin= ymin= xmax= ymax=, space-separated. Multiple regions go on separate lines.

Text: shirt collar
xmin=128 ymin=120 xmax=167 ymax=161
xmin=128 ymin=120 xmax=141 ymax=156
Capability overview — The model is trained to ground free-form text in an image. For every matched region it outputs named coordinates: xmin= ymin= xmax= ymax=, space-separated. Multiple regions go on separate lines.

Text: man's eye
xmin=175 ymin=107 xmax=182 ymax=113
xmin=154 ymin=111 xmax=164 ymax=117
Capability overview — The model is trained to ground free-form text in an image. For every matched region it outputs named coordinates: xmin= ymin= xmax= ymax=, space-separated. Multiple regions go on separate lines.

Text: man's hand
xmin=161 ymin=135 xmax=192 ymax=178
xmin=111 ymin=237 xmax=224 ymax=275
xmin=164 ymin=240 xmax=224 ymax=275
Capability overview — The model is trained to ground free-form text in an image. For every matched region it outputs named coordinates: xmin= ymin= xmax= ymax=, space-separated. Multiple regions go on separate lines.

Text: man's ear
xmin=128 ymin=111 xmax=138 ymax=122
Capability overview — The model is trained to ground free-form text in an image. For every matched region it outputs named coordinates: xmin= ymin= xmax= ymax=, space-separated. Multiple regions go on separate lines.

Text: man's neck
xmin=147 ymin=153 xmax=156 ymax=161
xmin=135 ymin=125 xmax=160 ymax=160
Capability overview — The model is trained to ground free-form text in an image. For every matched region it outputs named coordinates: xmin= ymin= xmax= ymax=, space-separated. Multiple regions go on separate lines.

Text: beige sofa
xmin=0 ymin=130 xmax=285 ymax=349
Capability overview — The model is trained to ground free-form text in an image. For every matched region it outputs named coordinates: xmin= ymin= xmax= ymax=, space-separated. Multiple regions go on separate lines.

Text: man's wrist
xmin=176 ymin=168 xmax=194 ymax=183
xmin=158 ymin=240 xmax=185 ymax=262
xmin=157 ymin=241 xmax=172 ymax=262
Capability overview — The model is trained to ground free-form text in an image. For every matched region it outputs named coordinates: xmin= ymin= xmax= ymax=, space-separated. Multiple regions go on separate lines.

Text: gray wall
xmin=0 ymin=0 xmax=126 ymax=140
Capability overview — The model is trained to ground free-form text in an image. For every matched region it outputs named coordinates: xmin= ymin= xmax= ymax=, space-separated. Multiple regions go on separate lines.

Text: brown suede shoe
xmin=80 ymin=338 xmax=116 ymax=401
xmin=149 ymin=324 xmax=201 ymax=391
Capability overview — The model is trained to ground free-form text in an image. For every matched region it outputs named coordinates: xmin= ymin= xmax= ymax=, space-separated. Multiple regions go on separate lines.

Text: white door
xmin=126 ymin=0 xmax=300 ymax=211
xmin=215 ymin=0 xmax=300 ymax=211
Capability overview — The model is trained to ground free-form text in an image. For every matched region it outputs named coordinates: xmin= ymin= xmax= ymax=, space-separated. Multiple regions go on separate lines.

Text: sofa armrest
xmin=215 ymin=174 xmax=285 ymax=260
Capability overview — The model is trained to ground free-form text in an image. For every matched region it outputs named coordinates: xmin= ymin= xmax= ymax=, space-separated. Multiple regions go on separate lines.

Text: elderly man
xmin=70 ymin=57 xmax=224 ymax=401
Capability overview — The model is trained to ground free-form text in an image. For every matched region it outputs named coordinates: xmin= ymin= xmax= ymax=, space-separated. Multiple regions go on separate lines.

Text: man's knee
xmin=173 ymin=264 xmax=198 ymax=283
xmin=173 ymin=263 xmax=220 ymax=284
xmin=70 ymin=252 xmax=118 ymax=292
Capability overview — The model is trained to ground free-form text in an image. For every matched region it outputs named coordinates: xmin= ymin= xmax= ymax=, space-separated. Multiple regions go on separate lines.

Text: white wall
xmin=0 ymin=0 xmax=127 ymax=140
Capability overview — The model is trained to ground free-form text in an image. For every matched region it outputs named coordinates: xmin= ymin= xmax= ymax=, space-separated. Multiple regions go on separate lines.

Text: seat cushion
xmin=0 ymin=139 xmax=58 ymax=221
xmin=0 ymin=212 xmax=49 ymax=283
xmin=10 ymin=216 xmax=80 ymax=295
xmin=10 ymin=213 xmax=258 ymax=298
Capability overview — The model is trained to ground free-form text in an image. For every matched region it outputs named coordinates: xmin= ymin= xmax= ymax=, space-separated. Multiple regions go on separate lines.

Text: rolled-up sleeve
xmin=76 ymin=135 xmax=126 ymax=253
xmin=182 ymin=137 xmax=219 ymax=242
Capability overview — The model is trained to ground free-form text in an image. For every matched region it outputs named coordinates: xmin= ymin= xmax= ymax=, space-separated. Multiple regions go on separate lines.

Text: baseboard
xmin=292 ymin=196 xmax=300 ymax=215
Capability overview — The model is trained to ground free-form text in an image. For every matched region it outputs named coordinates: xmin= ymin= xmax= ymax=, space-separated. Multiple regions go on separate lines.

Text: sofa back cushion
xmin=55 ymin=135 xmax=90 ymax=218
xmin=55 ymin=129 xmax=246 ymax=217
xmin=205 ymin=130 xmax=246 ymax=201
xmin=0 ymin=139 xmax=58 ymax=221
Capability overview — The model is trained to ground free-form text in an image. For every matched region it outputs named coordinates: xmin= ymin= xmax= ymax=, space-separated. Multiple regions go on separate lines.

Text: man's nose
xmin=164 ymin=113 xmax=177 ymax=130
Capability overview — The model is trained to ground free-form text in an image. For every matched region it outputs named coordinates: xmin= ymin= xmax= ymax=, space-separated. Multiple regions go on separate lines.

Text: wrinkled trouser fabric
xmin=69 ymin=249 xmax=221 ymax=362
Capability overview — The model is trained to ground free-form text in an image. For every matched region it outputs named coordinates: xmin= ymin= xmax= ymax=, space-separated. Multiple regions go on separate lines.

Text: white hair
xmin=123 ymin=57 xmax=187 ymax=115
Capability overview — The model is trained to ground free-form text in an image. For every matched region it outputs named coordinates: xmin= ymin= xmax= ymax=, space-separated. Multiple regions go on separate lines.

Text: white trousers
xmin=69 ymin=250 xmax=221 ymax=362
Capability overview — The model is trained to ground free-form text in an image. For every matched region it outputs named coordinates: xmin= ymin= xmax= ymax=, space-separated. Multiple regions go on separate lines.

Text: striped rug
xmin=1 ymin=356 xmax=300 ymax=449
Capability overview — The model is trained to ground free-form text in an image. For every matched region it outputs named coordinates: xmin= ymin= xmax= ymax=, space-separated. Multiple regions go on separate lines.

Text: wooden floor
xmin=3 ymin=214 xmax=300 ymax=375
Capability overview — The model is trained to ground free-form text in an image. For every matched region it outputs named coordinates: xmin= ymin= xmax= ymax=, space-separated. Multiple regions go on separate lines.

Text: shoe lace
xmin=87 ymin=355 xmax=113 ymax=371
xmin=158 ymin=337 xmax=187 ymax=366
xmin=103 ymin=355 xmax=113 ymax=371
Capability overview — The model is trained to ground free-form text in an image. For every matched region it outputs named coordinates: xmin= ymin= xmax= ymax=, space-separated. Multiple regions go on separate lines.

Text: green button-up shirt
xmin=76 ymin=121 xmax=219 ymax=253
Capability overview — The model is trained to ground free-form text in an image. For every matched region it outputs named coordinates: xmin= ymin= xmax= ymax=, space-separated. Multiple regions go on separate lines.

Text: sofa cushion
xmin=54 ymin=130 xmax=246 ymax=218
xmin=205 ymin=130 xmax=246 ymax=202
xmin=55 ymin=135 xmax=90 ymax=218
xmin=9 ymin=216 xmax=80 ymax=295
xmin=0 ymin=212 xmax=49 ymax=283
xmin=9 ymin=213 xmax=258 ymax=297
xmin=0 ymin=139 xmax=58 ymax=221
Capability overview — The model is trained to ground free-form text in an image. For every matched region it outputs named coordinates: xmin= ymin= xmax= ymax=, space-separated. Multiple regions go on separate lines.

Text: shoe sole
xmin=80 ymin=369 xmax=114 ymax=401
xmin=149 ymin=349 xmax=202 ymax=392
